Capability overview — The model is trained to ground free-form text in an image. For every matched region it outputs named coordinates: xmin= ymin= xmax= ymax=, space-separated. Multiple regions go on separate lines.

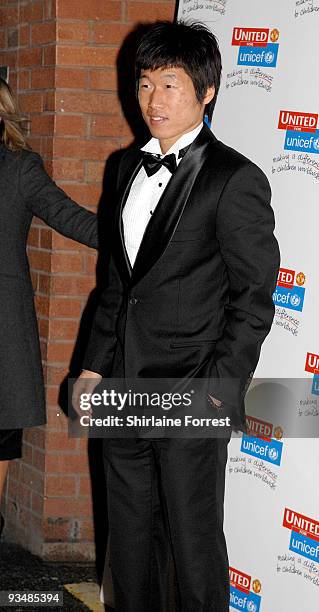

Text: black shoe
xmin=0 ymin=514 xmax=4 ymax=538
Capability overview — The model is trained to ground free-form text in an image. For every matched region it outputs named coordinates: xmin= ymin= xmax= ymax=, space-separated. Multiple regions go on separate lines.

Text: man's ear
xmin=203 ymin=86 xmax=215 ymax=106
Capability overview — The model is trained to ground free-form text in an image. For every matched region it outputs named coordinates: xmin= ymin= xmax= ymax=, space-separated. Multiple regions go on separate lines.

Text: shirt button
xmin=158 ymin=182 xmax=162 ymax=187
xmin=129 ymin=297 xmax=138 ymax=305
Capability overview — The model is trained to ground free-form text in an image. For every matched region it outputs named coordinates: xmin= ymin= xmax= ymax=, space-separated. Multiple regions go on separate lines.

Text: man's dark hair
xmin=135 ymin=20 xmax=222 ymax=121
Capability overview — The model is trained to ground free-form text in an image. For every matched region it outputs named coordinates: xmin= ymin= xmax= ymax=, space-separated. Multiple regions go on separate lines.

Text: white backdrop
xmin=176 ymin=1 xmax=319 ymax=610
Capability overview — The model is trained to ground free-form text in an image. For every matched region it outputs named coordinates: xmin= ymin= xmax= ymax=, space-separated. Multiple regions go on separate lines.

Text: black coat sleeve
xmin=20 ymin=151 xmax=98 ymax=249
xmin=210 ymin=162 xmax=280 ymax=408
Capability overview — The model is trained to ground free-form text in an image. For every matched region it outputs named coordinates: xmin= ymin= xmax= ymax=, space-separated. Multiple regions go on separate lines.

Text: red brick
xmin=52 ymin=159 xmax=84 ymax=181
xmin=46 ymin=341 xmax=74 ymax=363
xmin=24 ymin=426 xmax=46 ymax=448
xmin=7 ymin=477 xmax=19 ymax=501
xmin=43 ymin=517 xmax=70 ymax=541
xmin=53 ymin=137 xmax=112 ymax=160
xmin=0 ymin=50 xmax=17 ymax=68
xmin=19 ymin=24 xmax=30 ymax=46
xmin=77 ymin=519 xmax=94 ymax=540
xmin=52 ymin=138 xmax=88 ymax=159
xmin=46 ymin=430 xmax=78 ymax=451
xmin=45 ymin=0 xmax=57 ymax=19
xmin=127 ymin=2 xmax=174 ymax=21
xmin=7 ymin=461 xmax=20 ymax=481
xmin=49 ymin=318 xmax=79 ymax=340
xmin=43 ymin=91 xmax=55 ymax=113
xmin=33 ymin=448 xmax=46 ymax=471
xmin=89 ymin=69 xmax=117 ymax=91
xmin=61 ymin=183 xmax=100 ymax=206
xmin=38 ymin=137 xmax=54 ymax=158
xmin=1 ymin=6 xmax=18 ymax=27
xmin=40 ymin=339 xmax=48 ymax=361
xmin=49 ymin=298 xmax=83 ymax=318
xmin=18 ymin=69 xmax=31 ymax=90
xmin=18 ymin=483 xmax=32 ymax=509
xmin=32 ymin=491 xmax=44 ymax=515
xmin=44 ymin=497 xmax=92 ymax=518
xmin=50 ymin=233 xmax=92 ymax=251
xmin=56 ymin=45 xmax=117 ymax=68
xmin=79 ymin=476 xmax=92 ymax=496
xmin=47 ymin=408 xmax=68 ymax=430
xmin=55 ymin=67 xmax=87 ymax=89
xmin=8 ymin=25 xmax=18 ymax=48
xmin=38 ymin=317 xmax=49 ymax=338
xmin=55 ymin=90 xmax=120 ymax=114
xmin=21 ymin=2 xmax=43 ymax=23
xmin=19 ymin=91 xmax=44 ymax=112
xmin=40 ymin=227 xmax=53 ymax=249
xmin=19 ymin=464 xmax=43 ymax=491
xmin=43 ymin=44 xmax=56 ymax=65
xmin=46 ymin=452 xmax=89 ymax=475
xmin=46 ymin=385 xmax=60 ymax=404
xmin=35 ymin=294 xmax=50 ymax=317
xmin=0 ymin=29 xmax=5 ymax=48
xmin=31 ymin=21 xmax=56 ymax=45
xmin=31 ymin=66 xmax=55 ymax=89
xmin=51 ymin=252 xmax=83 ymax=274
xmin=32 ymin=114 xmax=55 ymax=135
xmin=57 ymin=0 xmax=121 ymax=21
xmin=18 ymin=47 xmax=42 ymax=67
xmin=31 ymin=271 xmax=39 ymax=292
xmin=28 ymin=249 xmax=51 ymax=272
xmin=27 ymin=227 xmax=40 ymax=248
xmin=22 ymin=442 xmax=33 ymax=465
xmin=27 ymin=142 xmax=42 ymax=159
xmin=45 ymin=475 xmax=77 ymax=497
xmin=57 ymin=21 xmax=90 ymax=43
xmin=46 ymin=365 xmax=69 ymax=385
xmin=92 ymin=23 xmax=131 ymax=46
xmin=55 ymin=114 xmax=86 ymax=136
xmin=86 ymin=160 xmax=105 ymax=182
xmin=51 ymin=275 xmax=95 ymax=297
xmin=85 ymin=252 xmax=97 ymax=274
xmin=91 ymin=114 xmax=131 ymax=138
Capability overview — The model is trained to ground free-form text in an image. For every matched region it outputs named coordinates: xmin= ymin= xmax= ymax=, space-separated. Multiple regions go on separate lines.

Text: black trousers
xmin=103 ymin=437 xmax=231 ymax=612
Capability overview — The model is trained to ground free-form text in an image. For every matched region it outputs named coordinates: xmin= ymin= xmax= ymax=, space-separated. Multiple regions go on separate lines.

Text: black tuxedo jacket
xmin=83 ymin=125 xmax=280 ymax=429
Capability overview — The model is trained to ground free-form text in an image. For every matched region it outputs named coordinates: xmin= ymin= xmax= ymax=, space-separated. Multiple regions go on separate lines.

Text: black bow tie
xmin=142 ymin=145 xmax=190 ymax=177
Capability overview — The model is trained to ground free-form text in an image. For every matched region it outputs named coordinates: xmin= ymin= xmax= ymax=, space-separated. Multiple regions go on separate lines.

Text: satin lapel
xmin=112 ymin=149 xmax=143 ymax=285
xmin=130 ymin=126 xmax=215 ymax=287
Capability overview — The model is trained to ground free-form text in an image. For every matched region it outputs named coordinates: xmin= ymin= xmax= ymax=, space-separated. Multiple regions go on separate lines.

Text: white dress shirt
xmin=122 ymin=123 xmax=203 ymax=267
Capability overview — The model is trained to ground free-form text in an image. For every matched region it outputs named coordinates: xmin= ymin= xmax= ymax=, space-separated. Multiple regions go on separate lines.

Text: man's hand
xmin=72 ymin=370 xmax=102 ymax=418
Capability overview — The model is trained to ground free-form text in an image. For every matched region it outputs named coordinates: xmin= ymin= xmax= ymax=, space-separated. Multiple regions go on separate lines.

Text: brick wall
xmin=1 ymin=0 xmax=175 ymax=560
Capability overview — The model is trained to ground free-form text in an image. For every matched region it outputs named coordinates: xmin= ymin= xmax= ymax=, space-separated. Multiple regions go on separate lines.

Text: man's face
xmin=138 ymin=66 xmax=214 ymax=153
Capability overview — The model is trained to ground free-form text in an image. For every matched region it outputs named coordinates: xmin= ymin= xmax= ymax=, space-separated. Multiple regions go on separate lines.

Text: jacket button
xmin=129 ymin=297 xmax=138 ymax=305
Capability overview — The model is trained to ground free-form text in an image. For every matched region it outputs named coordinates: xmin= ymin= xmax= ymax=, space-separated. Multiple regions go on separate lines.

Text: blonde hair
xmin=0 ymin=77 xmax=30 ymax=151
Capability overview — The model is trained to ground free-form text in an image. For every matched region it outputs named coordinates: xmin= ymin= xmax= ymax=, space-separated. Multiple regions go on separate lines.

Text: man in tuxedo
xmin=73 ymin=21 xmax=280 ymax=612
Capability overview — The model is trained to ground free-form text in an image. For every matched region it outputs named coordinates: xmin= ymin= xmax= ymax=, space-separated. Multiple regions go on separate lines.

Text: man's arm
xmin=209 ymin=162 xmax=280 ymax=409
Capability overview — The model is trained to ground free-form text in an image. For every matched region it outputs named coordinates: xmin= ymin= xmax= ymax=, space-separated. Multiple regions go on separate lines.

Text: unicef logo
xmin=247 ymin=601 xmax=257 ymax=612
xmin=265 ymin=51 xmax=275 ymax=64
xmin=290 ymin=293 xmax=301 ymax=307
xmin=268 ymin=447 xmax=278 ymax=461
xmin=313 ymin=138 xmax=319 ymax=151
